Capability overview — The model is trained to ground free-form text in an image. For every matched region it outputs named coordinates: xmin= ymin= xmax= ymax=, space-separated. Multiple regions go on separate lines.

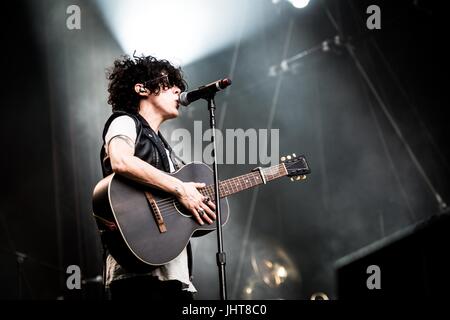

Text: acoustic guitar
xmin=92 ymin=154 xmax=310 ymax=271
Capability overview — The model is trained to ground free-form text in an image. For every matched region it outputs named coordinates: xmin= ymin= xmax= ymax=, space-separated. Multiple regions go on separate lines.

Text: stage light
xmin=239 ymin=240 xmax=300 ymax=299
xmin=288 ymin=0 xmax=310 ymax=9
xmin=250 ymin=243 xmax=299 ymax=288
xmin=94 ymin=0 xmax=270 ymax=66
xmin=276 ymin=265 xmax=287 ymax=279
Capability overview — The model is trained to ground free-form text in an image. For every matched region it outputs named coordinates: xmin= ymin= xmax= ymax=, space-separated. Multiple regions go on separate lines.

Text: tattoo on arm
xmin=110 ymin=135 xmax=135 ymax=149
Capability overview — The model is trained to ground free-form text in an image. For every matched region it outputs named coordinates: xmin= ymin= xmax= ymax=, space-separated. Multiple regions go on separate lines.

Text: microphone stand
xmin=205 ymin=93 xmax=227 ymax=300
xmin=16 ymin=251 xmax=27 ymax=299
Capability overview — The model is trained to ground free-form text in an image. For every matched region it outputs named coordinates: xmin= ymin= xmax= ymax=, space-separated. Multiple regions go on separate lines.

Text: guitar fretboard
xmin=200 ymin=163 xmax=288 ymax=200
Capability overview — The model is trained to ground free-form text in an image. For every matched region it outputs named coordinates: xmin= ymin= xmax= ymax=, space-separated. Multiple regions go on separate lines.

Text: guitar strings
xmin=152 ymin=163 xmax=290 ymax=211
xmin=152 ymin=163 xmax=286 ymax=208
xmin=153 ymin=174 xmax=257 ymax=208
xmin=153 ymin=162 xmax=298 ymax=216
xmin=153 ymin=173 xmax=260 ymax=210
xmin=156 ymin=164 xmax=300 ymax=218
xmin=153 ymin=188 xmax=220 ymax=214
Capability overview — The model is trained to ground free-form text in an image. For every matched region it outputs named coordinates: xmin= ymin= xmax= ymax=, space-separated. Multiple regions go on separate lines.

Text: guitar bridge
xmin=144 ymin=191 xmax=167 ymax=233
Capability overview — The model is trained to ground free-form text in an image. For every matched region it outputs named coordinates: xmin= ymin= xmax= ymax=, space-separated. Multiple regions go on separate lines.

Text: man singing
xmin=99 ymin=54 xmax=216 ymax=300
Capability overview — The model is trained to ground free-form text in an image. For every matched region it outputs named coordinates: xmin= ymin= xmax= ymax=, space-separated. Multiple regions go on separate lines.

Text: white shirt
xmin=104 ymin=115 xmax=196 ymax=292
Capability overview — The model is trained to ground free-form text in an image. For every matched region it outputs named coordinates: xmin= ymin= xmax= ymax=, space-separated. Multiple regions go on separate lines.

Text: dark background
xmin=1 ymin=0 xmax=447 ymax=299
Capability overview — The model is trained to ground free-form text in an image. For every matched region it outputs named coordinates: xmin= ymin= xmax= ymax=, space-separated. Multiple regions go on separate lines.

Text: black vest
xmin=101 ymin=111 xmax=180 ymax=177
xmin=100 ymin=111 xmax=192 ymax=276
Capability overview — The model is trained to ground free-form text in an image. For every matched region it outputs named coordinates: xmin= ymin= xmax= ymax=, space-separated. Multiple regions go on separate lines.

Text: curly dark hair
xmin=106 ymin=54 xmax=187 ymax=114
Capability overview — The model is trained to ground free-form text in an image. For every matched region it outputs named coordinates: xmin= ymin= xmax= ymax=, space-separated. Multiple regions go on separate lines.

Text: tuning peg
xmin=290 ymin=177 xmax=295 ymax=182
xmin=300 ymin=175 xmax=307 ymax=180
xmin=281 ymin=156 xmax=286 ymax=162
xmin=286 ymin=155 xmax=292 ymax=160
xmin=292 ymin=153 xmax=296 ymax=157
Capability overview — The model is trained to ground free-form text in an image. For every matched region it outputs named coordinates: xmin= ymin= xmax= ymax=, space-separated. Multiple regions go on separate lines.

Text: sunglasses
xmin=144 ymin=73 xmax=175 ymax=89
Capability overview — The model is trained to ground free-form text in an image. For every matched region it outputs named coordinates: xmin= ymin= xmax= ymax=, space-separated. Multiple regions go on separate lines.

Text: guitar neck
xmin=201 ymin=163 xmax=288 ymax=200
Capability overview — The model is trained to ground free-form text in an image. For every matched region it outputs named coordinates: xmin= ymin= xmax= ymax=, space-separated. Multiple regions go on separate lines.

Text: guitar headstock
xmin=280 ymin=153 xmax=311 ymax=181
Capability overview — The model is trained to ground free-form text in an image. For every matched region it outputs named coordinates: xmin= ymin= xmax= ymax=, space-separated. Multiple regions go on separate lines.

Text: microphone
xmin=179 ymin=78 xmax=232 ymax=106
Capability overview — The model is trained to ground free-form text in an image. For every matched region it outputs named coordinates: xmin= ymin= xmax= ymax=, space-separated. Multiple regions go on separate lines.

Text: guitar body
xmin=92 ymin=162 xmax=229 ymax=271
xmin=92 ymin=153 xmax=310 ymax=272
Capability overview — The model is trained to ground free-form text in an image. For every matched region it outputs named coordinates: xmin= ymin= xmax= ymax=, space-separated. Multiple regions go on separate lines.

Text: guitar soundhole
xmin=173 ymin=200 xmax=192 ymax=218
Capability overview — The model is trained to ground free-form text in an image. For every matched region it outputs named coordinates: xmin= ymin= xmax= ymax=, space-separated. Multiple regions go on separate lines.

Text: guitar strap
xmin=158 ymin=131 xmax=186 ymax=170
xmin=158 ymin=133 xmax=193 ymax=277
xmin=157 ymin=133 xmax=192 ymax=277
xmin=136 ymin=120 xmax=192 ymax=277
